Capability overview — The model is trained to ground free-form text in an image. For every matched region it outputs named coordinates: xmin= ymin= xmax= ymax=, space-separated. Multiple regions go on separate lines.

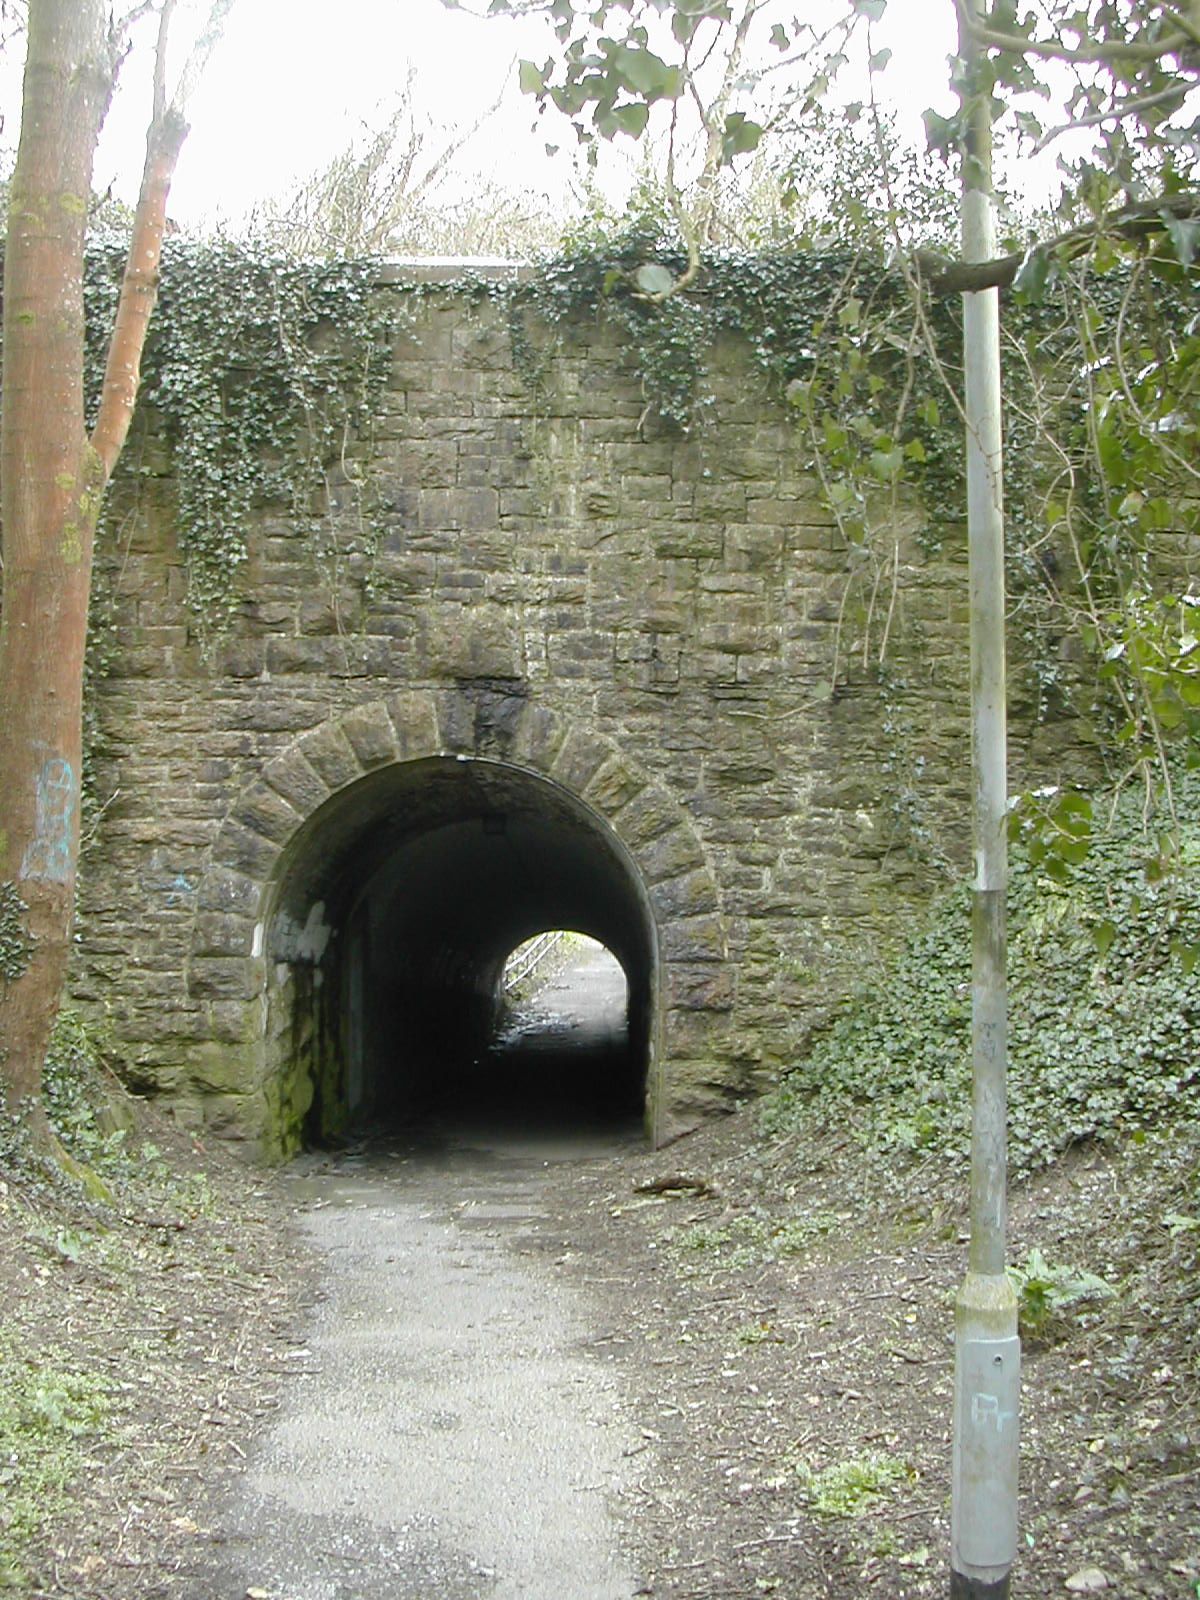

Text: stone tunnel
xmin=266 ymin=753 xmax=656 ymax=1143
xmin=70 ymin=264 xmax=1091 ymax=1157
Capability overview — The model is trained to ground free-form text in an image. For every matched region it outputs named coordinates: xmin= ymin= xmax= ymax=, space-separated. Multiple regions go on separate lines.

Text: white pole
xmin=950 ymin=2 xmax=1021 ymax=1595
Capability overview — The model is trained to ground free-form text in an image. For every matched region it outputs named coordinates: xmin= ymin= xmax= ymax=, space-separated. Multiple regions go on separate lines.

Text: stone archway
xmin=188 ymin=688 xmax=731 ymax=1156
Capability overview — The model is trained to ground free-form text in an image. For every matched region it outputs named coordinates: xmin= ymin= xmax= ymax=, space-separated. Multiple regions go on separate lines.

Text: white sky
xmin=78 ymin=0 xmax=965 ymax=232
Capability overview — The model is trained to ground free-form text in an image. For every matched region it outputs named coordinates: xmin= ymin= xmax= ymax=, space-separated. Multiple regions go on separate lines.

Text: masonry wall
xmin=73 ymin=268 xmax=1089 ymax=1152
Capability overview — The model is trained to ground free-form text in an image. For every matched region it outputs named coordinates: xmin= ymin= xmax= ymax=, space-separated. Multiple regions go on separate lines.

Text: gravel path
xmin=192 ymin=1129 xmax=648 ymax=1600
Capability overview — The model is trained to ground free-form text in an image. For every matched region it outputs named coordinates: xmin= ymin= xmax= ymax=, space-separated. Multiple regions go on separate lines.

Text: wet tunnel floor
xmin=190 ymin=1123 xmax=647 ymax=1600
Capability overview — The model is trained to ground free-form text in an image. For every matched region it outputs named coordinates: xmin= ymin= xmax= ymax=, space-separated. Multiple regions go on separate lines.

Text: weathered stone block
xmin=652 ymin=526 xmax=725 ymax=560
xmin=510 ymin=704 xmax=567 ymax=770
xmin=637 ymin=825 xmax=706 ymax=884
xmin=212 ymin=819 xmax=280 ymax=880
xmin=665 ymin=962 xmax=736 ymax=1012
xmin=418 ymin=487 xmax=499 ymax=532
xmin=613 ymin=786 xmax=679 ymax=847
xmin=189 ymin=957 xmax=263 ymax=1002
xmin=298 ymin=721 xmax=363 ymax=790
xmin=386 ymin=691 xmax=440 ymax=758
xmin=584 ymin=755 xmax=646 ymax=817
xmin=192 ymin=912 xmax=256 ymax=959
xmin=650 ymin=868 xmax=721 ymax=920
xmin=230 ymin=783 xmax=302 ymax=847
xmin=661 ymin=915 xmax=728 ymax=963
xmin=550 ymin=725 xmax=612 ymax=795
xmin=262 ymin=749 xmax=331 ymax=817
xmin=340 ymin=703 xmax=399 ymax=770
xmin=425 ymin=603 xmax=521 ymax=681
xmin=196 ymin=866 xmax=262 ymax=918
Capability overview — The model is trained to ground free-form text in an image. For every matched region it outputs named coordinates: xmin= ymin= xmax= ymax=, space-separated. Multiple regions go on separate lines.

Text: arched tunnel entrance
xmin=263 ymin=757 xmax=658 ymax=1146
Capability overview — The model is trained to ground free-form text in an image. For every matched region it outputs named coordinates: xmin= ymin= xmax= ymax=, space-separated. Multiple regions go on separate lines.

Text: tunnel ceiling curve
xmin=270 ymin=755 xmax=655 ymax=976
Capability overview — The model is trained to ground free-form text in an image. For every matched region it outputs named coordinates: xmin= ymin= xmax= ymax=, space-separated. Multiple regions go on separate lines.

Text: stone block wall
xmin=72 ymin=268 xmax=1091 ymax=1152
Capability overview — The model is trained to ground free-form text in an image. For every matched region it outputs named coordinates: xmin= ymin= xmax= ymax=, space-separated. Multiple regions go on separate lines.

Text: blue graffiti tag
xmin=20 ymin=757 xmax=77 ymax=884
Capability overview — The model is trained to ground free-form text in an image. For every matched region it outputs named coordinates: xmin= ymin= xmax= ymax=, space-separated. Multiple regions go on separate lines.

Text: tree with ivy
xmin=0 ymin=0 xmax=231 ymax=1146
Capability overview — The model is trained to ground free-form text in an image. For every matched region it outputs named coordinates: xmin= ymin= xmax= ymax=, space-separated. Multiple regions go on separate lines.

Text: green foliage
xmin=0 ymin=1342 xmax=111 ymax=1587
xmin=480 ymin=0 xmax=1200 ymax=802
xmin=40 ymin=1010 xmax=131 ymax=1177
xmin=85 ymin=238 xmax=400 ymax=634
xmin=1007 ymin=1247 xmax=1116 ymax=1340
xmin=763 ymin=772 xmax=1200 ymax=1177
xmin=511 ymin=216 xmax=958 ymax=437
xmin=675 ymin=1208 xmax=841 ymax=1267
xmin=795 ymin=1450 xmax=914 ymax=1517
xmin=1005 ymin=253 xmax=1200 ymax=768
xmin=0 ymin=883 xmax=31 ymax=984
xmin=499 ymin=1 xmax=765 ymax=158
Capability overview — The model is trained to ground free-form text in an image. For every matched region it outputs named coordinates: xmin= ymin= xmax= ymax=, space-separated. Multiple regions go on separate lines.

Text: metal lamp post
xmin=950 ymin=2 xmax=1021 ymax=1594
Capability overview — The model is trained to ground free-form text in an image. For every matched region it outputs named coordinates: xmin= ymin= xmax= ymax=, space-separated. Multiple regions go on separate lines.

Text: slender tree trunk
xmin=0 ymin=0 xmax=200 ymax=1138
xmin=0 ymin=0 xmax=115 ymax=1132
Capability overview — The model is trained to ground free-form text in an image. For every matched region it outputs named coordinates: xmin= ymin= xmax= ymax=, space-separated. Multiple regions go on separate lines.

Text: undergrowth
xmin=763 ymin=773 xmax=1200 ymax=1176
xmin=0 ymin=1011 xmax=227 ymax=1590
xmin=0 ymin=1340 xmax=111 ymax=1591
xmin=794 ymin=1451 xmax=915 ymax=1518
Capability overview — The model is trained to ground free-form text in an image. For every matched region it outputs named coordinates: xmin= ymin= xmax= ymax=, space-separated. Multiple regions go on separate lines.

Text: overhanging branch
xmin=913 ymin=192 xmax=1200 ymax=293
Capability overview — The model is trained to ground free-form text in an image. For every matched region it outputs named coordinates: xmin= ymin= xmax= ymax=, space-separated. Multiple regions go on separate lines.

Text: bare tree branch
xmin=951 ymin=0 xmax=1189 ymax=66
xmin=110 ymin=0 xmax=157 ymax=53
xmin=1033 ymin=79 xmax=1195 ymax=153
xmin=170 ymin=0 xmax=237 ymax=121
xmin=150 ymin=0 xmax=176 ymax=124
xmin=914 ymin=192 xmax=1200 ymax=292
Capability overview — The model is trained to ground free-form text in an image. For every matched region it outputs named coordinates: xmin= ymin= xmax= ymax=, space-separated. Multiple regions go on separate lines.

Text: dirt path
xmin=5 ymin=947 xmax=1194 ymax=1599
xmin=190 ymin=1128 xmax=649 ymax=1600
xmin=494 ymin=941 xmax=629 ymax=1058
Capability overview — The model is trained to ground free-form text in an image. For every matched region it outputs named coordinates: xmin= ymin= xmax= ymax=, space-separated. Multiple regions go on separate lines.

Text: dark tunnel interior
xmin=265 ymin=756 xmax=657 ymax=1145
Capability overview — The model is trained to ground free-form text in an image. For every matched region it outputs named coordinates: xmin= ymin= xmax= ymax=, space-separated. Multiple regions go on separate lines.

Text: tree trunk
xmin=0 ymin=0 xmax=116 ymax=1130
xmin=1 ymin=0 xmax=216 ymax=1138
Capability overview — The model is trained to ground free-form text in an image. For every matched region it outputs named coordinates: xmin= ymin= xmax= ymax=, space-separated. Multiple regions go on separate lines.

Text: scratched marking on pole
xmin=971 ymin=1391 xmax=1016 ymax=1433
xmin=20 ymin=758 xmax=77 ymax=884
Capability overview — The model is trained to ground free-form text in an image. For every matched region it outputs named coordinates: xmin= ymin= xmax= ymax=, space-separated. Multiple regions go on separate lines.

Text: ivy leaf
xmin=634 ymin=262 xmax=676 ymax=297
xmin=1013 ymin=245 xmax=1051 ymax=303
xmin=1092 ymin=919 xmax=1117 ymax=957
xmin=598 ymin=101 xmax=651 ymax=139
xmin=518 ymin=59 xmax=547 ymax=96
xmin=721 ymin=112 xmax=763 ymax=163
xmin=1169 ymin=939 xmax=1199 ymax=974
xmin=612 ymin=44 xmax=681 ymax=100
xmin=1160 ymin=210 xmax=1200 ymax=269
xmin=923 ymin=108 xmax=962 ymax=162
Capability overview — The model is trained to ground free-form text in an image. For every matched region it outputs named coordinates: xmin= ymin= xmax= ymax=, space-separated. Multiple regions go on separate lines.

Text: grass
xmin=0 ymin=1337 xmax=113 ymax=1589
xmin=795 ymin=1450 xmax=915 ymax=1517
xmin=674 ymin=1209 xmax=845 ymax=1268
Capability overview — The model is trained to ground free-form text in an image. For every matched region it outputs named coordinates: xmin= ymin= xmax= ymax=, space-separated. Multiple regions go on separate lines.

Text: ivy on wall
xmin=501 ymin=225 xmax=1199 ymax=816
xmin=761 ymin=766 xmax=1200 ymax=1176
xmin=73 ymin=228 xmax=1197 ymax=855
xmin=86 ymin=237 xmax=401 ymax=633
xmin=0 ymin=881 xmax=32 ymax=985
